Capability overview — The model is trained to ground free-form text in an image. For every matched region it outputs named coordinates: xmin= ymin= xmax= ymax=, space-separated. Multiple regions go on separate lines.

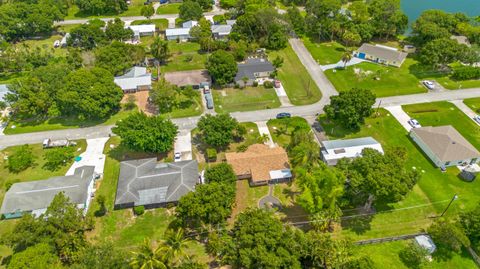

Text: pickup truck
xmin=43 ymin=139 xmax=77 ymax=148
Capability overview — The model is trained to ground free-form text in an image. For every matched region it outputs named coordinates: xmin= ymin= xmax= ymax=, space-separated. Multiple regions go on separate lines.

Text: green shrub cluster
xmin=451 ymin=66 xmax=480 ymax=81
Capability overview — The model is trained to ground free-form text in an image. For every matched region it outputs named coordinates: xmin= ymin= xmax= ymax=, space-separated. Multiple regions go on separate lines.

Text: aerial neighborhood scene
xmin=2 ymin=0 xmax=480 ymax=267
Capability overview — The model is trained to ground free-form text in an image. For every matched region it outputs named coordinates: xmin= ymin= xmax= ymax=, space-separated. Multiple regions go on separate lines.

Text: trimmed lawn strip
xmin=268 ymin=45 xmax=322 ymax=105
xmin=402 ymin=101 xmax=480 ymax=150
xmin=267 ymin=116 xmax=310 ymax=147
xmin=156 ymin=3 xmax=181 ymax=14
xmin=164 ymin=92 xmax=203 ymax=118
xmin=464 ymin=97 xmax=480 ymax=114
xmin=212 ymin=87 xmax=281 ymax=113
xmin=66 ymin=0 xmax=145 ymax=19
xmin=319 ymin=109 xmax=480 ymax=240
xmin=161 ymin=41 xmax=208 ymax=73
xmin=325 ymin=59 xmax=427 ymax=97
xmin=4 ymin=108 xmax=136 ymax=135
xmin=356 ymin=240 xmax=477 ymax=269
xmin=301 ymin=38 xmax=345 ymax=65
xmin=131 ymin=19 xmax=169 ymax=30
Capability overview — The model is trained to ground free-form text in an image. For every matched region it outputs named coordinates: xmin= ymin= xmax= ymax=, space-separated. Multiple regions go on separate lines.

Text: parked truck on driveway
xmin=43 ymin=139 xmax=76 ymax=148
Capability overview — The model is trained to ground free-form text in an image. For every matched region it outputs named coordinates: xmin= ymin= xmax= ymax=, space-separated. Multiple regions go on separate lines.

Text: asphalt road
xmin=2 ymin=39 xmax=480 ymax=148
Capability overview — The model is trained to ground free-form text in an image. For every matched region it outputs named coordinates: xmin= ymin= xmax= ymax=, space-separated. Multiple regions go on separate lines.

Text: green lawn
xmin=87 ymin=137 xmax=209 ymax=263
xmin=131 ymin=19 xmax=169 ymax=30
xmin=0 ymin=140 xmax=87 ymax=264
xmin=161 ymin=42 xmax=208 ymax=73
xmin=325 ymin=58 xmax=427 ymax=97
xmin=356 ymin=240 xmax=477 ymax=269
xmin=156 ymin=3 xmax=181 ymax=14
xmin=267 ymin=117 xmax=310 ymax=147
xmin=402 ymin=102 xmax=480 ymax=150
xmin=212 ymin=87 xmax=281 ymax=113
xmin=66 ymin=0 xmax=146 ymax=19
xmin=4 ymin=107 xmax=136 ymax=135
xmin=163 ymin=92 xmax=203 ymax=118
xmin=19 ymin=35 xmax=68 ymax=57
xmin=463 ymin=97 xmax=480 ymax=114
xmin=301 ymin=37 xmax=346 ymax=65
xmin=319 ymin=109 xmax=480 ymax=240
xmin=269 ymin=45 xmax=322 ymax=105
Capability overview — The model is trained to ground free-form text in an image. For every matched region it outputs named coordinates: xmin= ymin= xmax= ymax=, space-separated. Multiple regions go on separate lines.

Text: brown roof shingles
xmin=225 ymin=144 xmax=290 ymax=182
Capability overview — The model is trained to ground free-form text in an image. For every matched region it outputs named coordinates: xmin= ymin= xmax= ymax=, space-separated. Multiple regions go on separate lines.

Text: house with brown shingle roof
xmin=410 ymin=126 xmax=480 ymax=168
xmin=225 ymin=144 xmax=291 ymax=186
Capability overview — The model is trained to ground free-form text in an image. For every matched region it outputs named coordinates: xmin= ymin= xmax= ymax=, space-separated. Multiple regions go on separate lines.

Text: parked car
xmin=423 ymin=80 xmax=435 ymax=90
xmin=274 ymin=80 xmax=281 ymax=88
xmin=174 ymin=152 xmax=181 ymax=162
xmin=473 ymin=115 xmax=480 ymax=124
xmin=408 ymin=119 xmax=421 ymax=128
xmin=276 ymin=112 xmax=291 ymax=119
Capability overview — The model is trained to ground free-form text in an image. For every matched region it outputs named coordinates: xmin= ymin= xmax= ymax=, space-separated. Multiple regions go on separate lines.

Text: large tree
xmin=112 ymin=112 xmax=178 ymax=153
xmin=197 ymin=114 xmax=246 ymax=148
xmin=419 ymin=38 xmax=477 ymax=69
xmin=368 ymin=0 xmax=408 ymax=39
xmin=205 ymin=50 xmax=237 ymax=86
xmin=337 ymin=147 xmax=420 ymax=210
xmin=75 ymin=0 xmax=127 ymax=15
xmin=8 ymin=243 xmax=63 ymax=269
xmin=429 ymin=219 xmax=470 ymax=254
xmin=57 ymin=67 xmax=123 ymax=119
xmin=149 ymin=79 xmax=198 ymax=114
xmin=94 ymin=41 xmax=145 ymax=75
xmin=179 ymin=1 xmax=203 ymax=21
xmin=141 ymin=4 xmax=155 ymax=19
xmin=68 ymin=21 xmax=107 ymax=49
xmin=460 ymin=205 xmax=480 ymax=251
xmin=150 ymin=37 xmax=170 ymax=64
xmin=204 ymin=163 xmax=237 ymax=185
xmin=105 ymin=18 xmax=134 ymax=41
xmin=324 ymin=88 xmax=376 ymax=130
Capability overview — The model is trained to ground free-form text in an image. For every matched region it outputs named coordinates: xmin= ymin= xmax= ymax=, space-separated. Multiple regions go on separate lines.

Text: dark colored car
xmin=276 ymin=112 xmax=291 ymax=119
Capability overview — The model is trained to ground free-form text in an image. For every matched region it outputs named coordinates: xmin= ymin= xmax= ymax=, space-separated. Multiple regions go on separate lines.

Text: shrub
xmin=5 ymin=180 xmax=19 ymax=191
xmin=7 ymin=145 xmax=35 ymax=173
xmin=236 ymin=144 xmax=248 ymax=152
xmin=263 ymin=81 xmax=274 ymax=88
xmin=252 ymin=81 xmax=259 ymax=87
xmin=234 ymin=83 xmax=240 ymax=89
xmin=399 ymin=242 xmax=428 ymax=269
xmin=133 ymin=205 xmax=145 ymax=215
xmin=451 ymin=66 xmax=480 ymax=81
xmin=43 ymin=147 xmax=75 ymax=171
xmin=124 ymin=94 xmax=137 ymax=110
xmin=205 ymin=163 xmax=237 ymax=184
xmin=206 ymin=148 xmax=217 ymax=161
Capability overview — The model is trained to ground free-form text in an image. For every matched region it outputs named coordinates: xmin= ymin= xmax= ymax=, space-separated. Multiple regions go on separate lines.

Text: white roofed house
xmin=321 ymin=137 xmax=384 ymax=166
xmin=354 ymin=43 xmax=408 ymax=67
xmin=211 ymin=24 xmax=232 ymax=40
xmin=114 ymin=66 xmax=152 ymax=93
xmin=126 ymin=24 xmax=156 ymax=39
xmin=166 ymin=28 xmax=192 ymax=41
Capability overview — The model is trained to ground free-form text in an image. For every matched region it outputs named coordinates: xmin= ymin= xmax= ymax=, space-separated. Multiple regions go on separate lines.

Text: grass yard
xmin=356 ymin=240 xmax=477 ymax=269
xmin=268 ymin=45 xmax=322 ymax=105
xmin=212 ymin=87 xmax=281 ymax=113
xmin=164 ymin=92 xmax=203 ymax=118
xmin=19 ymin=35 xmax=68 ymax=57
xmin=463 ymin=97 xmax=480 ymax=114
xmin=0 ymin=140 xmax=87 ymax=265
xmin=267 ymin=116 xmax=310 ymax=147
xmin=161 ymin=41 xmax=208 ymax=73
xmin=131 ymin=19 xmax=169 ymax=30
xmin=325 ymin=58 xmax=427 ymax=97
xmin=4 ymin=107 xmax=136 ymax=135
xmin=230 ymin=180 xmax=269 ymax=224
xmin=319 ymin=109 xmax=480 ymax=240
xmin=156 ymin=3 xmax=181 ymax=14
xmin=301 ymin=37 xmax=346 ymax=65
xmin=87 ymin=137 xmax=209 ymax=263
xmin=403 ymin=102 xmax=480 ymax=150
xmin=66 ymin=0 xmax=145 ymax=19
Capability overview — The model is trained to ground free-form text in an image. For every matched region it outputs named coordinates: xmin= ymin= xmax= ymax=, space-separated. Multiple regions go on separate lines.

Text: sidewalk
xmin=66 ymin=137 xmax=109 ymax=176
xmin=449 ymin=100 xmax=479 ymax=126
xmin=385 ymin=106 xmax=412 ymax=132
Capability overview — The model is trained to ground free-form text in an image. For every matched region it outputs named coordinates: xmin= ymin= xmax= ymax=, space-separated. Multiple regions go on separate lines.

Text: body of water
xmin=401 ymin=0 xmax=480 ymax=25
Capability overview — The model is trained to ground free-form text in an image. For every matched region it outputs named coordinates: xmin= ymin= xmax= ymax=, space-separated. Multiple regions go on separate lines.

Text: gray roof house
xmin=0 ymin=166 xmax=96 ymax=219
xmin=354 ymin=43 xmax=408 ymax=67
xmin=410 ymin=126 xmax=480 ymax=168
xmin=211 ymin=24 xmax=232 ymax=40
xmin=234 ymin=58 xmax=274 ymax=86
xmin=114 ymin=159 xmax=198 ymax=209
xmin=114 ymin=66 xmax=152 ymax=93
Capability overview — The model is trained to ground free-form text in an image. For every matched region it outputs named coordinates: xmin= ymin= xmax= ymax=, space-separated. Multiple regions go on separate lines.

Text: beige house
xmin=410 ymin=126 xmax=480 ymax=168
xmin=451 ymin=35 xmax=471 ymax=47
xmin=225 ymin=144 xmax=291 ymax=186
xmin=354 ymin=43 xmax=408 ymax=67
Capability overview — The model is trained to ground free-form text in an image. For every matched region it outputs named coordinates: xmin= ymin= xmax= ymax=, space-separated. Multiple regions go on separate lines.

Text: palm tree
xmin=150 ymin=37 xmax=169 ymax=77
xmin=162 ymin=228 xmax=192 ymax=264
xmin=130 ymin=239 xmax=168 ymax=269
xmin=289 ymin=141 xmax=320 ymax=168
xmin=341 ymin=50 xmax=353 ymax=69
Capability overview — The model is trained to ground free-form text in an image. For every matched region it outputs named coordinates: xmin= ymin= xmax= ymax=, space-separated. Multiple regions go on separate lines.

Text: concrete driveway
xmin=256 ymin=121 xmax=275 ymax=148
xmin=385 ymin=106 xmax=413 ymax=132
xmin=174 ymin=129 xmax=192 ymax=161
xmin=450 ymin=100 xmax=480 ymax=126
xmin=66 ymin=137 xmax=109 ymax=176
xmin=274 ymin=82 xmax=293 ymax=107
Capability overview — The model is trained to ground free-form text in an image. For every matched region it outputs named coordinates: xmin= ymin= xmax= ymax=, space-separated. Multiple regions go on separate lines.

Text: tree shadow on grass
xmin=408 ymin=62 xmax=450 ymax=80
xmin=340 ymin=213 xmax=374 ymax=235
xmin=108 ymin=143 xmax=167 ymax=162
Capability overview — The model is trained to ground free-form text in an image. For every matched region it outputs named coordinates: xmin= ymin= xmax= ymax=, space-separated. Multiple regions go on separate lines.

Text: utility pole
xmin=440 ymin=193 xmax=458 ymax=217
xmin=375 ymin=100 xmax=382 ymax=117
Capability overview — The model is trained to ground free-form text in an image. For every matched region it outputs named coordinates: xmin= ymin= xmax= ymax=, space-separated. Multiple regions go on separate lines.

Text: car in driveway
xmin=474 ymin=115 xmax=480 ymax=124
xmin=174 ymin=152 xmax=181 ymax=162
xmin=276 ymin=112 xmax=291 ymax=119
xmin=408 ymin=119 xmax=421 ymax=128
xmin=423 ymin=80 xmax=435 ymax=90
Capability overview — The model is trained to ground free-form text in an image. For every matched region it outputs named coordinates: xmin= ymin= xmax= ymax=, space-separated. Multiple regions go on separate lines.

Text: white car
xmin=408 ymin=119 xmax=421 ymax=128
xmin=174 ymin=152 xmax=181 ymax=162
xmin=474 ymin=115 xmax=480 ymax=124
xmin=423 ymin=80 xmax=435 ymax=90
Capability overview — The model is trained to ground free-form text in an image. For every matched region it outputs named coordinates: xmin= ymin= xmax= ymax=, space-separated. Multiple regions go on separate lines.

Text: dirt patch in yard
xmin=122 ymin=91 xmax=156 ymax=115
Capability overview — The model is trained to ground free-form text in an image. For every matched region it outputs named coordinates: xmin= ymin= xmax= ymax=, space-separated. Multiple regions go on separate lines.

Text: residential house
xmin=320 ymin=137 xmax=384 ymax=166
xmin=127 ymin=24 xmax=156 ymax=38
xmin=410 ymin=126 xmax=480 ymax=168
xmin=182 ymin=20 xmax=198 ymax=28
xmin=225 ymin=144 xmax=291 ymax=186
xmin=164 ymin=70 xmax=211 ymax=88
xmin=114 ymin=66 xmax=152 ymax=93
xmin=114 ymin=159 xmax=198 ymax=209
xmin=0 ymin=166 xmax=96 ymax=219
xmin=451 ymin=35 xmax=471 ymax=47
xmin=165 ymin=21 xmax=198 ymax=41
xmin=211 ymin=24 xmax=232 ymax=40
xmin=354 ymin=43 xmax=408 ymax=67
xmin=0 ymin=84 xmax=9 ymax=102
xmin=234 ymin=58 xmax=274 ymax=86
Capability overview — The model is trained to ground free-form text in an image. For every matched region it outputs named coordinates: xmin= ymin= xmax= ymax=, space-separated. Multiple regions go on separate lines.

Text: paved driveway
xmin=256 ymin=121 xmax=275 ymax=148
xmin=385 ymin=106 xmax=412 ymax=132
xmin=66 ymin=137 xmax=109 ymax=176
xmin=174 ymin=129 xmax=192 ymax=161
xmin=450 ymin=100 xmax=480 ymax=126
xmin=274 ymin=82 xmax=293 ymax=107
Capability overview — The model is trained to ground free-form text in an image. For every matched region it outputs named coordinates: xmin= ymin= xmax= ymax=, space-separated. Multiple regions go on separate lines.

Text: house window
xmin=334 ymin=148 xmax=346 ymax=154
xmin=445 ymin=161 xmax=450 ymax=166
